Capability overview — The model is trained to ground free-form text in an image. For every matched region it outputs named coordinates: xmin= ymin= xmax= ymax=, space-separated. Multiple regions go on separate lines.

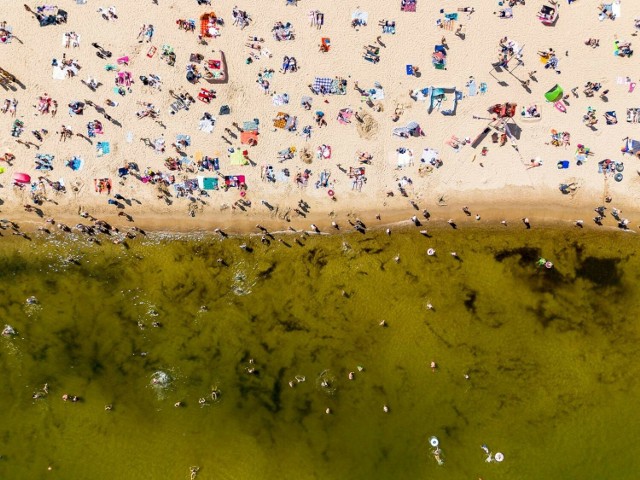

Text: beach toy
xmin=427 ymin=248 xmax=435 ymax=256
xmin=545 ymin=261 xmax=553 ymax=269
xmin=12 ymin=172 xmax=31 ymax=184
xmin=240 ymin=190 xmax=247 ymax=197
xmin=615 ymin=173 xmax=623 ymax=182
xmin=554 ymin=101 xmax=567 ymax=113
xmin=327 ymin=189 xmax=334 ymax=197
xmin=495 ymin=452 xmax=504 ymax=462
xmin=429 ymin=436 xmax=439 ymax=447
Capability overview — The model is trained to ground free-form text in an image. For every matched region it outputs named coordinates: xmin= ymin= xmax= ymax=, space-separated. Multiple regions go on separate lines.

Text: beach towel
xmin=401 ymin=0 xmax=417 ymax=12
xmin=273 ymin=93 xmax=289 ymax=106
xmin=412 ymin=88 xmax=430 ymax=101
xmin=197 ymin=176 xmax=218 ymax=190
xmin=0 ymin=26 xmax=13 ymax=44
xmin=273 ymin=112 xmax=288 ymax=129
xmin=96 ymin=142 xmax=110 ymax=156
xmin=198 ymin=118 xmax=215 ymax=133
xmin=243 ymin=120 xmax=259 ymax=131
xmin=241 ymin=131 xmax=259 ymax=145
xmin=396 ymin=149 xmax=413 ymax=167
xmin=606 ymin=111 xmax=617 ymax=124
xmin=337 ymin=108 xmax=353 ymax=125
xmin=176 ymin=134 xmax=191 ymax=146
xmin=467 ymin=79 xmax=477 ymax=96
xmin=479 ymin=82 xmax=488 ymax=94
xmin=406 ymin=65 xmax=414 ymax=76
xmin=352 ymin=10 xmax=369 ymax=24
xmin=557 ymin=160 xmax=569 ymax=169
xmin=52 ymin=65 xmax=66 ymax=80
xmin=611 ymin=1 xmax=621 ymax=19
xmin=94 ymin=178 xmax=112 ymax=193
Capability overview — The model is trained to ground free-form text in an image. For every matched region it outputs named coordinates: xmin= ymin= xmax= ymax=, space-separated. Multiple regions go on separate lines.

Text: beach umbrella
xmin=12 ymin=172 xmax=31 ymax=184
xmin=544 ymin=84 xmax=564 ymax=102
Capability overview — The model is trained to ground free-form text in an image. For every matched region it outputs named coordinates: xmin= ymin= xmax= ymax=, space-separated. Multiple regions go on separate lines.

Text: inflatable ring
xmin=545 ymin=261 xmax=553 ymax=269
xmin=327 ymin=189 xmax=335 ymax=197
xmin=429 ymin=436 xmax=439 ymax=447
xmin=240 ymin=191 xmax=246 ymax=197
xmin=495 ymin=452 xmax=504 ymax=462
xmin=427 ymin=248 xmax=436 ymax=256
xmin=614 ymin=173 xmax=623 ymax=182
xmin=616 ymin=163 xmax=624 ymax=172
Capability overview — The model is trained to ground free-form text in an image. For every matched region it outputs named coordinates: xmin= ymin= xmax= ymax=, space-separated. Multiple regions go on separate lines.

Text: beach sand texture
xmin=0 ymin=1 xmax=639 ymax=232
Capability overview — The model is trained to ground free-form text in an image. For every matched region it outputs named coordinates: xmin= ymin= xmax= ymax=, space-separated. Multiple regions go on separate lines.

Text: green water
xmin=1 ymin=228 xmax=640 ymax=479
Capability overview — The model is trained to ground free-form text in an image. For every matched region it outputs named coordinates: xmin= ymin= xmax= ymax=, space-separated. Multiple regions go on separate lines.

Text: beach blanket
xmin=35 ymin=154 xmax=54 ymax=171
xmin=312 ymin=77 xmax=333 ymax=94
xmin=229 ymin=149 xmax=248 ymax=166
xmin=420 ymin=148 xmax=439 ymax=164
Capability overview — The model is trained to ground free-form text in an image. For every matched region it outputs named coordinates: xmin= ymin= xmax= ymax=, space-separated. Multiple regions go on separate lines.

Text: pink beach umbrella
xmin=12 ymin=172 xmax=31 ymax=184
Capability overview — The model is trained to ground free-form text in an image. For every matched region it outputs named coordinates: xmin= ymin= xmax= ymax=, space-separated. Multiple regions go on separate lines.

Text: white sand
xmin=0 ymin=1 xmax=639 ymax=233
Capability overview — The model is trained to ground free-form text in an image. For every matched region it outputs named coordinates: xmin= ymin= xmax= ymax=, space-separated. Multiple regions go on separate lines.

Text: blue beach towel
xmin=97 ymin=142 xmax=110 ymax=156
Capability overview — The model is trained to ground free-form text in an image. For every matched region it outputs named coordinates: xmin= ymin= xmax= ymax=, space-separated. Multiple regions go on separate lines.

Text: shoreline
xmin=3 ymin=192 xmax=633 ymax=237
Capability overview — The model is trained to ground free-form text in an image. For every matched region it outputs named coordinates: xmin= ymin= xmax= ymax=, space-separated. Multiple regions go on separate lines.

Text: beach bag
xmin=219 ymin=105 xmax=230 ymax=115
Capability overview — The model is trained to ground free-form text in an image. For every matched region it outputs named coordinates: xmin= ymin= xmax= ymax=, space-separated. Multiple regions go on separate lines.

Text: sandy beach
xmin=1 ymin=0 xmax=640 ymax=235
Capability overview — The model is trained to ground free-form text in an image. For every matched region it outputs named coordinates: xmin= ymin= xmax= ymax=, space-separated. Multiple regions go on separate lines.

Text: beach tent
xmin=544 ymin=84 xmax=564 ymax=102
xmin=428 ymin=86 xmax=459 ymax=114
